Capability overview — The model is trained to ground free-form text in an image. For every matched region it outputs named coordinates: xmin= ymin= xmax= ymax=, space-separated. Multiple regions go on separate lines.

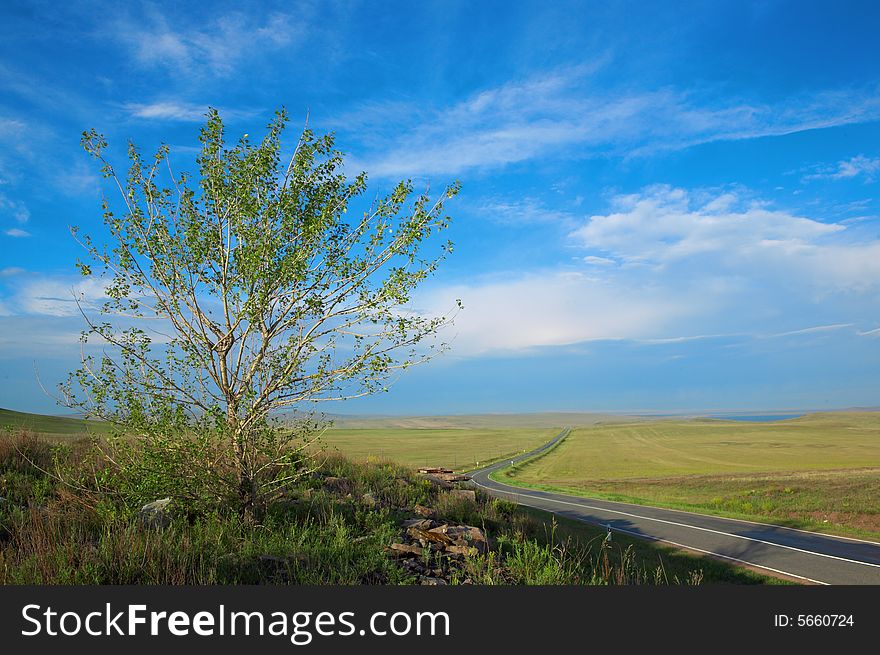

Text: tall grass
xmin=0 ymin=429 xmax=707 ymax=585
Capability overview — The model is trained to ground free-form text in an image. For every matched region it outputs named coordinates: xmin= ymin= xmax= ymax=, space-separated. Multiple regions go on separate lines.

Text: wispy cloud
xmin=764 ymin=324 xmax=854 ymax=338
xmin=472 ymin=197 xmax=576 ymax=226
xmin=123 ymin=101 xmax=257 ymax=122
xmin=340 ymin=67 xmax=880 ymax=177
xmin=418 ymin=186 xmax=880 ymax=356
xmin=115 ymin=10 xmax=307 ymax=79
xmin=803 ymin=155 xmax=880 ymax=182
xmin=4 ymin=228 xmax=30 ymax=238
xmin=0 ymin=192 xmax=29 ymax=223
xmin=1 ymin=275 xmax=108 ymax=316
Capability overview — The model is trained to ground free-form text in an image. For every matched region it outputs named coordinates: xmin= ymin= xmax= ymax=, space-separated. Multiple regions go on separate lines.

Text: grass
xmin=317 ymin=427 xmax=558 ymax=471
xmin=0 ymin=428 xmax=781 ymax=585
xmin=497 ymin=412 xmax=880 ymax=539
xmin=513 ymin=506 xmax=788 ymax=584
xmin=0 ymin=408 xmax=109 ymax=438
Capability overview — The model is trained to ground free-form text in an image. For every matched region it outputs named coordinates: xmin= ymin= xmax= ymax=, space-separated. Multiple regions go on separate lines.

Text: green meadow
xmin=498 ymin=412 xmax=880 ymax=538
xmin=317 ymin=427 xmax=558 ymax=470
xmin=0 ymin=407 xmax=110 ymax=438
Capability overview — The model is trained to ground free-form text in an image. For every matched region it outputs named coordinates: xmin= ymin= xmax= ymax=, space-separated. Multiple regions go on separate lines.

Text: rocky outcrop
xmin=385 ymin=514 xmax=489 ymax=585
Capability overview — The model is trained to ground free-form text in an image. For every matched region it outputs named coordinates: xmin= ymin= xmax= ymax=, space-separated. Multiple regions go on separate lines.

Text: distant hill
xmin=0 ymin=408 xmax=110 ymax=437
xmin=314 ymin=412 xmax=650 ymax=430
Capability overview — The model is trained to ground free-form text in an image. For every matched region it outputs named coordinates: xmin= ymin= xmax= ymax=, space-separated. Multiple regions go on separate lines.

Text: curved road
xmin=470 ymin=428 xmax=880 ymax=585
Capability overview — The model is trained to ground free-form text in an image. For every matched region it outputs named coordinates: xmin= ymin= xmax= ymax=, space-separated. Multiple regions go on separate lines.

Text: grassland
xmin=0 ymin=428 xmax=779 ymax=585
xmin=0 ymin=408 xmax=109 ymax=438
xmin=317 ymin=427 xmax=559 ymax=470
xmin=497 ymin=412 xmax=880 ymax=539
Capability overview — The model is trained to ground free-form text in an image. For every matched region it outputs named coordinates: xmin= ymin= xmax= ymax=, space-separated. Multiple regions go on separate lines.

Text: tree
xmin=61 ymin=108 xmax=459 ymax=516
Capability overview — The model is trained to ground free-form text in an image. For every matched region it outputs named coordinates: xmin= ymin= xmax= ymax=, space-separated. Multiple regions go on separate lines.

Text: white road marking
xmin=486 ymin=491 xmax=830 ymax=585
xmin=472 ymin=475 xmax=880 ymax=570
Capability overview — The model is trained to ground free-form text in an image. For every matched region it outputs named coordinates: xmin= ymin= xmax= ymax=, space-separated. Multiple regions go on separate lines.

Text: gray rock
xmin=138 ymin=497 xmax=172 ymax=529
xmin=386 ymin=543 xmax=424 ymax=557
xmin=401 ymin=518 xmax=434 ymax=530
xmin=449 ymin=489 xmax=476 ymax=502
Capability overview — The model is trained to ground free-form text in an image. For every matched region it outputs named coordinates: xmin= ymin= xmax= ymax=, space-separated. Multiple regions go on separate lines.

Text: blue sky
xmin=1 ymin=0 xmax=879 ymax=415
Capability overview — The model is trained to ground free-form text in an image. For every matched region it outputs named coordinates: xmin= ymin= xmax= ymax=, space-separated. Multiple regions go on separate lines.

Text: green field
xmin=498 ymin=412 xmax=880 ymax=538
xmin=317 ymin=426 xmax=559 ymax=470
xmin=0 ymin=407 xmax=109 ymax=438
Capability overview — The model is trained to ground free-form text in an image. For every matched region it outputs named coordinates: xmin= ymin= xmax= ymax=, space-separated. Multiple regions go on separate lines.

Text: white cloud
xmin=4 ymin=228 xmax=30 ymax=238
xmin=571 ymin=185 xmax=844 ymax=265
xmin=0 ymin=267 xmax=25 ymax=277
xmin=583 ymin=256 xmax=617 ymax=266
xmin=341 ymin=67 xmax=880 ymax=177
xmin=417 ymin=187 xmax=880 ymax=356
xmin=473 ymin=197 xmax=576 ymax=226
xmin=0 ymin=191 xmax=29 ymax=223
xmin=9 ymin=276 xmax=109 ymax=317
xmin=417 ymin=271 xmax=695 ymax=355
xmin=117 ymin=11 xmax=306 ymax=78
xmin=764 ymin=324 xmax=853 ymax=338
xmin=804 ymin=155 xmax=880 ymax=182
xmin=572 ymin=186 xmax=880 ymax=296
xmin=124 ymin=102 xmax=257 ymax=122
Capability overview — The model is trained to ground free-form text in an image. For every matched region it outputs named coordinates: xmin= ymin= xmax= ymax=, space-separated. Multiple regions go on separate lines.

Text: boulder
xmin=421 ymin=474 xmax=454 ymax=490
xmin=322 ymin=476 xmax=351 ymax=495
xmin=138 ymin=497 xmax=172 ymax=529
xmin=420 ymin=577 xmax=448 ymax=586
xmin=413 ymin=504 xmax=435 ymax=517
xmin=401 ymin=518 xmax=434 ymax=530
xmin=445 ymin=544 xmax=478 ymax=557
xmin=408 ymin=527 xmax=453 ymax=546
xmin=436 ymin=473 xmax=471 ymax=483
xmin=386 ymin=543 xmax=424 ymax=557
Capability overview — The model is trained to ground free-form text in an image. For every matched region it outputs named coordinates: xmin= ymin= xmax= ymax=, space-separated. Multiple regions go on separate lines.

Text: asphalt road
xmin=469 ymin=428 xmax=880 ymax=585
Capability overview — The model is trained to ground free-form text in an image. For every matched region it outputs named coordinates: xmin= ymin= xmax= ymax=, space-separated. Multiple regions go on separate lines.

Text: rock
xmin=361 ymin=492 xmax=377 ymax=507
xmin=439 ymin=524 xmax=488 ymax=553
xmin=323 ymin=476 xmax=351 ymax=494
xmin=386 ymin=543 xmax=424 ymax=557
xmin=138 ymin=497 xmax=172 ymax=529
xmin=413 ymin=504 xmax=435 ymax=517
xmin=421 ymin=474 xmax=454 ymax=490
xmin=445 ymin=544 xmax=478 ymax=557
xmin=447 ymin=525 xmax=486 ymax=542
xmin=408 ymin=527 xmax=453 ymax=546
xmin=401 ymin=518 xmax=434 ymax=530
xmin=436 ymin=473 xmax=471 ymax=483
xmin=420 ymin=577 xmax=448 ymax=586
xmin=449 ymin=489 xmax=476 ymax=502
